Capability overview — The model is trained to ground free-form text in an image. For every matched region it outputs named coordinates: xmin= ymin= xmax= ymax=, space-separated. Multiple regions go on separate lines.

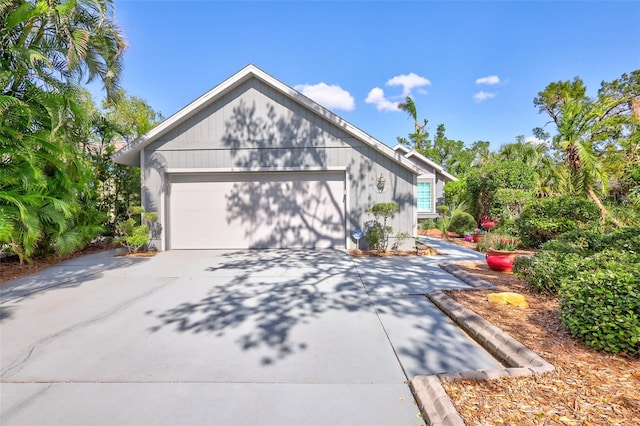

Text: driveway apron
xmin=1 ymin=242 xmax=500 ymax=425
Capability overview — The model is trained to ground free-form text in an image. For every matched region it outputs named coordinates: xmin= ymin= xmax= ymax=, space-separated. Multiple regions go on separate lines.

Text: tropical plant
xmin=533 ymin=75 xmax=640 ymax=226
xmin=0 ymin=0 xmax=127 ymax=262
xmin=116 ymin=206 xmax=157 ymax=253
xmin=365 ymin=202 xmax=399 ymax=251
xmin=1 ymin=0 xmax=126 ymax=99
xmin=516 ymin=195 xmax=601 ymax=248
xmin=497 ymin=137 xmax=559 ymax=197
xmin=391 ymin=231 xmax=411 ymax=251
xmin=464 ymin=160 xmax=537 ymax=221
xmin=476 ymin=234 xmax=518 ymax=253
xmin=448 ymin=211 xmax=477 ymax=236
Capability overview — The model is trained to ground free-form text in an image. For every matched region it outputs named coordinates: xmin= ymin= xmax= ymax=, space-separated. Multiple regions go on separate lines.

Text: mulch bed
xmin=348 ymin=247 xmax=438 ymax=257
xmin=441 ymin=256 xmax=640 ymax=425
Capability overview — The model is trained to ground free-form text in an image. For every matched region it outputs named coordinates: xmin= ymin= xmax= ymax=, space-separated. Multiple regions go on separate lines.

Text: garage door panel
xmin=169 ymin=172 xmax=345 ymax=249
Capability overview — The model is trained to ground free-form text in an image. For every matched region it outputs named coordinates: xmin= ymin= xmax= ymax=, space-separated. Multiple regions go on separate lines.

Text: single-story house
xmin=113 ymin=65 xmax=456 ymax=250
xmin=392 ymin=144 xmax=458 ymax=219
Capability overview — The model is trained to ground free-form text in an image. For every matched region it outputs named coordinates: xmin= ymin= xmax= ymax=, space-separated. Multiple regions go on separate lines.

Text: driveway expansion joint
xmin=411 ymin=282 xmax=554 ymax=425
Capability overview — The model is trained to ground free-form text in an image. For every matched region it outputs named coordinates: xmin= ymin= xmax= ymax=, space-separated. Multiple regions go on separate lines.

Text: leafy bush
xmin=492 ymin=188 xmax=534 ymax=221
xmin=364 ymin=226 xmax=382 ymax=250
xmin=492 ymin=218 xmax=519 ymax=237
xmin=392 ymin=231 xmax=412 ymax=250
xmin=560 ymin=254 xmax=640 ymax=356
xmin=465 ymin=161 xmax=536 ymax=221
xmin=448 ymin=211 xmax=477 ymax=236
xmin=513 ymin=250 xmax=583 ymax=293
xmin=516 ymin=195 xmax=601 ymax=248
xmin=444 ymin=180 xmax=466 ymax=207
xmin=476 ymin=233 xmax=518 ymax=253
xmin=515 ymin=226 xmax=640 ymax=355
xmin=365 ymin=202 xmax=399 ymax=251
xmin=558 ymin=227 xmax=640 ymax=253
xmin=436 ymin=204 xmax=449 ymax=218
xmin=116 ymin=206 xmax=158 ymax=253
xmin=420 ymin=219 xmax=436 ymax=230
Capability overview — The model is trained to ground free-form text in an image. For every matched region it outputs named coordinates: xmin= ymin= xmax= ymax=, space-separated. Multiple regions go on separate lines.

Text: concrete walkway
xmin=1 ymin=241 xmax=499 ymax=425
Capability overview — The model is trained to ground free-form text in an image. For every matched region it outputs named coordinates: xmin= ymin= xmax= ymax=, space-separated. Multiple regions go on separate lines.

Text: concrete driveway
xmin=1 ymin=243 xmax=499 ymax=425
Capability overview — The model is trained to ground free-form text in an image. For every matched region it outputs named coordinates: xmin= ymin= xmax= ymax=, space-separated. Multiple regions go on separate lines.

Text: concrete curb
xmin=439 ymin=262 xmax=495 ymax=290
xmin=411 ymin=265 xmax=554 ymax=426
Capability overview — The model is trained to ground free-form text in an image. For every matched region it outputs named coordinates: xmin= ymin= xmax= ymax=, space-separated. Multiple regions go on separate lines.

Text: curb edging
xmin=411 ymin=263 xmax=554 ymax=426
xmin=439 ymin=262 xmax=495 ymax=290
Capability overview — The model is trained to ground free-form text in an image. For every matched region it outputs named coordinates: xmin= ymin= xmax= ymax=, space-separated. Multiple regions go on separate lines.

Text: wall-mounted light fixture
xmin=377 ymin=173 xmax=386 ymax=193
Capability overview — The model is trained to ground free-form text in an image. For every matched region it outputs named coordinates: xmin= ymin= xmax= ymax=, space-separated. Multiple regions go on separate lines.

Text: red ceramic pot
xmin=472 ymin=234 xmax=484 ymax=243
xmin=486 ymin=249 xmax=517 ymax=272
xmin=481 ymin=220 xmax=496 ymax=230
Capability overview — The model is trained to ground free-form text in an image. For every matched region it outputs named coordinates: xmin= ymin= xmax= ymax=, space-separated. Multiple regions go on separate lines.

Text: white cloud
xmin=476 ymin=75 xmax=500 ymax=85
xmin=386 ymin=73 xmax=431 ymax=97
xmin=294 ymin=82 xmax=355 ymax=111
xmin=525 ymin=136 xmax=550 ymax=146
xmin=364 ymin=72 xmax=431 ymax=112
xmin=474 ymin=91 xmax=496 ymax=102
xmin=365 ymin=87 xmax=399 ymax=112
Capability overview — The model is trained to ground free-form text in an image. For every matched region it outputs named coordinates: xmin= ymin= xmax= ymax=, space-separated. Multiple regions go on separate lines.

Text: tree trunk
xmin=587 ymin=188 xmax=622 ymax=228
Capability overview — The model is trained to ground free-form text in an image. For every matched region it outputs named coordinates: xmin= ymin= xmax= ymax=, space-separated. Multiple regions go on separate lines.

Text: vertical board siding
xmin=143 ymin=77 xmax=418 ymax=249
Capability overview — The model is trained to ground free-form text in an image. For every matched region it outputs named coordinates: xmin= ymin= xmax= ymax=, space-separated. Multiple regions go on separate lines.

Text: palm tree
xmin=1 ymin=0 xmax=126 ymax=99
xmin=397 ymin=96 xmax=429 ymax=152
xmin=498 ymin=137 xmax=559 ymax=196
xmin=547 ymin=95 xmax=623 ymax=225
xmin=0 ymin=0 xmax=124 ymax=262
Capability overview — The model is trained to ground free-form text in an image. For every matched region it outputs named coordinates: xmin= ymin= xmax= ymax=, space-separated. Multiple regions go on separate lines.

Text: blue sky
xmin=106 ymin=0 xmax=640 ymax=150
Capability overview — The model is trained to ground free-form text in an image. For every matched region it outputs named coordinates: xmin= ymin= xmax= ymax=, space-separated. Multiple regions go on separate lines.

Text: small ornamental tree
xmin=116 ymin=206 xmax=158 ymax=253
xmin=365 ymin=202 xmax=399 ymax=251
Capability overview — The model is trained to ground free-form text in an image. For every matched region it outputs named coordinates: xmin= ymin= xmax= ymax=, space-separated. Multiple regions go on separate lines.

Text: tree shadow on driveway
xmin=147 ymin=250 xmax=502 ymax=375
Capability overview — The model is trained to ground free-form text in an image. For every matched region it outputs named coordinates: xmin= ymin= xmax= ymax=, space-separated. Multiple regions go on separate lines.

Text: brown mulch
xmin=439 ymin=243 xmax=640 ymax=425
xmin=0 ymin=241 xmax=119 ymax=284
xmin=349 ymin=248 xmax=439 ymax=257
xmin=116 ymin=250 xmax=158 ymax=258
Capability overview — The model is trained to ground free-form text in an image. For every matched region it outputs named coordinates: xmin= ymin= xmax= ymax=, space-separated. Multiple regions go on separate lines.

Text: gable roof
xmin=392 ymin=144 xmax=458 ymax=182
xmin=112 ymin=64 xmax=422 ymax=175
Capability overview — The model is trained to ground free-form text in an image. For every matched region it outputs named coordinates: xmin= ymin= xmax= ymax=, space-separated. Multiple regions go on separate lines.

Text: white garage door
xmin=168 ymin=172 xmax=346 ymax=249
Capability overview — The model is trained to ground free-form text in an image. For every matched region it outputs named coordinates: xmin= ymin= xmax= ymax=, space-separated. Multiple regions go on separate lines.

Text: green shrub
xmin=444 ymin=180 xmax=466 ymax=207
xmin=448 ymin=212 xmax=477 ymax=236
xmin=365 ymin=202 xmax=399 ymax=251
xmin=492 ymin=218 xmax=519 ymax=237
xmin=492 ymin=188 xmax=534 ymax=221
xmin=558 ymin=227 xmax=640 ymax=253
xmin=364 ymin=227 xmax=382 ymax=250
xmin=392 ymin=231 xmax=411 ymax=250
xmin=116 ymin=206 xmax=157 ymax=253
xmin=476 ymin=233 xmax=518 ymax=253
xmin=513 ymin=249 xmax=583 ymax=293
xmin=516 ymin=196 xmax=601 ymax=248
xmin=465 ymin=161 xmax=537 ymax=221
xmin=420 ymin=219 xmax=436 ymax=230
xmin=436 ymin=205 xmax=449 ymax=218
xmin=515 ymin=226 xmax=640 ymax=356
xmin=560 ymin=254 xmax=640 ymax=356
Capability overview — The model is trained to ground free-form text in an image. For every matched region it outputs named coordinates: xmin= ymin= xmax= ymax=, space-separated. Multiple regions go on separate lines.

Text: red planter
xmin=472 ymin=234 xmax=485 ymax=243
xmin=486 ymin=249 xmax=517 ymax=272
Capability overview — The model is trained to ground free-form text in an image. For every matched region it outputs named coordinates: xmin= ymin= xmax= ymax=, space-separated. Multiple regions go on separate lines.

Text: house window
xmin=417 ymin=182 xmax=432 ymax=212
